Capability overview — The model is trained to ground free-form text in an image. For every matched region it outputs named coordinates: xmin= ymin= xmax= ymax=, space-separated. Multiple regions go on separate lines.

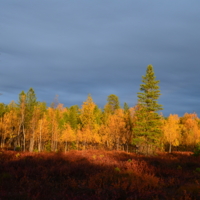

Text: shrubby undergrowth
xmin=0 ymin=150 xmax=199 ymax=200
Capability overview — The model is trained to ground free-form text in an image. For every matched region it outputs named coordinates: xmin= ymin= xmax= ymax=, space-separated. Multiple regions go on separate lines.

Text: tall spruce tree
xmin=133 ymin=65 xmax=163 ymax=154
xmin=26 ymin=88 xmax=37 ymax=120
xmin=26 ymin=88 xmax=38 ymax=152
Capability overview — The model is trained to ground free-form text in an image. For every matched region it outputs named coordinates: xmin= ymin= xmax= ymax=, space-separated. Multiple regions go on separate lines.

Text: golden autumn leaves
xmin=0 ymin=66 xmax=199 ymax=153
xmin=162 ymin=113 xmax=200 ymax=152
xmin=0 ymin=93 xmax=200 ymax=152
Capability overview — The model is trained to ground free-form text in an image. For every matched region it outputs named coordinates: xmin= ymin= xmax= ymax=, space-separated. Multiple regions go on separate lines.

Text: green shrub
xmin=195 ymin=168 xmax=200 ymax=172
xmin=15 ymin=146 xmax=21 ymax=151
xmin=193 ymin=143 xmax=200 ymax=157
xmin=33 ymin=148 xmax=39 ymax=153
xmin=71 ymin=142 xmax=77 ymax=150
xmin=114 ymin=167 xmax=121 ymax=172
xmin=45 ymin=141 xmax=51 ymax=152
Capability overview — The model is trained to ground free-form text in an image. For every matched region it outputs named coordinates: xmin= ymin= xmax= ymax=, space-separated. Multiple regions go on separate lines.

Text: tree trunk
xmin=39 ymin=120 xmax=42 ymax=152
xmin=169 ymin=142 xmax=172 ymax=153
xmin=29 ymin=138 xmax=34 ymax=152
xmin=65 ymin=141 xmax=67 ymax=153
xmin=23 ymin=124 xmax=25 ymax=152
xmin=76 ymin=140 xmax=79 ymax=151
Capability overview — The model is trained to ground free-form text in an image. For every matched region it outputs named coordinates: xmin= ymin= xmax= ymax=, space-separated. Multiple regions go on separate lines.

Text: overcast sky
xmin=0 ymin=1 xmax=200 ymax=116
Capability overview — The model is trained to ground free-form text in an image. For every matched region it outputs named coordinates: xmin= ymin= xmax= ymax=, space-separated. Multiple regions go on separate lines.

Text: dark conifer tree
xmin=26 ymin=88 xmax=37 ymax=120
xmin=104 ymin=94 xmax=120 ymax=114
xmin=123 ymin=102 xmax=129 ymax=113
xmin=133 ymin=65 xmax=163 ymax=154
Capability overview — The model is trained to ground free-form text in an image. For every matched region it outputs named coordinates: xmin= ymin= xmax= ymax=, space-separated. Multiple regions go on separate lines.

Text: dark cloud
xmin=0 ymin=0 xmax=200 ymax=116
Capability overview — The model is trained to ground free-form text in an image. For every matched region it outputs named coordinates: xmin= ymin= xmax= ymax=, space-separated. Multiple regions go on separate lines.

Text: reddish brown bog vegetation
xmin=0 ymin=150 xmax=199 ymax=200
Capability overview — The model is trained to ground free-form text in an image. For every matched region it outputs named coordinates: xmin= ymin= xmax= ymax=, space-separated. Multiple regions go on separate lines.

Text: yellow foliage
xmin=163 ymin=114 xmax=180 ymax=146
xmin=62 ymin=124 xmax=76 ymax=142
xmin=181 ymin=113 xmax=200 ymax=145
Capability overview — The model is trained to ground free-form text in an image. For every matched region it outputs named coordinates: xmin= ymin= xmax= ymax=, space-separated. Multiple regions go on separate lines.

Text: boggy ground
xmin=0 ymin=150 xmax=199 ymax=200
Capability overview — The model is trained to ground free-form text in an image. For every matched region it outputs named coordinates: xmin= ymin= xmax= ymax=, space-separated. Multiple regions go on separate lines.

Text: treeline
xmin=0 ymin=88 xmax=199 ymax=153
xmin=0 ymin=65 xmax=199 ymax=153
